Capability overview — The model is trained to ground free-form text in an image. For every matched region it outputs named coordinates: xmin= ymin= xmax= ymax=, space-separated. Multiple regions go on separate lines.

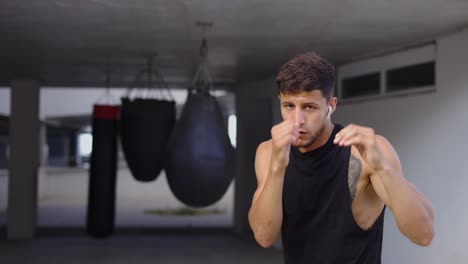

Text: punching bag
xmin=120 ymin=98 xmax=176 ymax=182
xmin=165 ymin=91 xmax=235 ymax=207
xmin=86 ymin=104 xmax=119 ymax=238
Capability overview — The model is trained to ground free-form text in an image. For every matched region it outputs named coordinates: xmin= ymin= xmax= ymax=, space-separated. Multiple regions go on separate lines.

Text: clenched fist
xmin=270 ymin=120 xmax=299 ymax=170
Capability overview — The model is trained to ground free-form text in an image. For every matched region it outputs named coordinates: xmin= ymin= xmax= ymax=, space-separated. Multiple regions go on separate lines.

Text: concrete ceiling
xmin=1 ymin=0 xmax=468 ymax=89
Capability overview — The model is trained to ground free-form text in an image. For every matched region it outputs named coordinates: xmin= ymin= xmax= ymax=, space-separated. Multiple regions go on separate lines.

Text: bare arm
xmin=248 ymin=120 xmax=298 ymax=248
xmin=370 ymin=136 xmax=435 ymax=246
xmin=335 ymin=125 xmax=434 ymax=246
xmin=248 ymin=141 xmax=284 ymax=248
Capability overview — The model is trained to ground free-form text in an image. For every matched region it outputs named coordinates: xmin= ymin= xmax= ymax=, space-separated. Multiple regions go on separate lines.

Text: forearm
xmin=376 ymin=167 xmax=434 ymax=245
xmin=248 ymin=167 xmax=285 ymax=248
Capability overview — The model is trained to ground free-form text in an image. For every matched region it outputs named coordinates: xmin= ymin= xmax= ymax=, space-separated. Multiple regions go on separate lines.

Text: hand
xmin=333 ymin=124 xmax=388 ymax=172
xmin=270 ymin=120 xmax=299 ymax=170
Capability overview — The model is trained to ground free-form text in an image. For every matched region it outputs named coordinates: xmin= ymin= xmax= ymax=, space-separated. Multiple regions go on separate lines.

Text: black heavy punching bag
xmin=165 ymin=90 xmax=235 ymax=207
xmin=87 ymin=104 xmax=120 ymax=238
xmin=120 ymin=98 xmax=175 ymax=182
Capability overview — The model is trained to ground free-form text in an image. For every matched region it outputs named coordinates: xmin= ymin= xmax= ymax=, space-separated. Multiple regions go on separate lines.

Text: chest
xmin=283 ymin=146 xmax=349 ymax=215
xmin=282 ymin=145 xmax=371 ymax=215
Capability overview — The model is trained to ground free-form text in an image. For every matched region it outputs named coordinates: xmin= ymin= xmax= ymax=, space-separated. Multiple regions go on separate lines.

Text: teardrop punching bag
xmin=120 ymin=98 xmax=176 ymax=182
xmin=86 ymin=105 xmax=120 ymax=238
xmin=165 ymin=91 xmax=235 ymax=207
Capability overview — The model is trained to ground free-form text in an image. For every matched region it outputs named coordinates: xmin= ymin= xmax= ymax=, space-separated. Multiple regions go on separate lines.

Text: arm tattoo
xmin=348 ymin=154 xmax=362 ymax=199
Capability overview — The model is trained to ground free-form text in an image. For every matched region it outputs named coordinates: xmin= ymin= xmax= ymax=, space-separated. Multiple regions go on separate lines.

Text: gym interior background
xmin=1 ymin=1 xmax=467 ymax=263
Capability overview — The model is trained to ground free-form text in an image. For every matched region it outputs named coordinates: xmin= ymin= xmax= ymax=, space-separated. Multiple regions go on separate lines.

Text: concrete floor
xmin=0 ymin=164 xmax=234 ymax=227
xmin=0 ymin=232 xmax=284 ymax=264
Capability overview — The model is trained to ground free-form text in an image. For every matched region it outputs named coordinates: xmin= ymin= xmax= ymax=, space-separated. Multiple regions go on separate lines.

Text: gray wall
xmin=333 ymin=28 xmax=468 ymax=263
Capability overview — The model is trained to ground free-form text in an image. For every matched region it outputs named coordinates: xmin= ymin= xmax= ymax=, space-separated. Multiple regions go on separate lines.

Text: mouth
xmin=298 ymin=131 xmax=307 ymax=139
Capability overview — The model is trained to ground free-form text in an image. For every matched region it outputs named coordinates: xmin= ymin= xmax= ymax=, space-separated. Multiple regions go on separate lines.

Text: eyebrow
xmin=282 ymin=101 xmax=320 ymax=106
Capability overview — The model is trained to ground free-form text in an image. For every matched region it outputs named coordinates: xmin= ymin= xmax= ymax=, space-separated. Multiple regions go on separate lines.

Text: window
xmin=386 ymin=62 xmax=435 ymax=92
xmin=337 ymin=43 xmax=436 ymax=103
xmin=341 ymin=72 xmax=380 ymax=99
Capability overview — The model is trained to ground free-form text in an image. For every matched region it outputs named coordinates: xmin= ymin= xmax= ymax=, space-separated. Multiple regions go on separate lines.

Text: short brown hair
xmin=276 ymin=51 xmax=335 ymax=100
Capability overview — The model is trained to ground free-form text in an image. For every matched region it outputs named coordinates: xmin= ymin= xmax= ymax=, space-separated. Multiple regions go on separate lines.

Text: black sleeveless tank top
xmin=281 ymin=123 xmax=385 ymax=264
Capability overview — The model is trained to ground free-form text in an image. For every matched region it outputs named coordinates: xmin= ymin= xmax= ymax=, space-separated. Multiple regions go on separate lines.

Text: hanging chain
xmin=96 ymin=56 xmax=118 ymax=105
xmin=126 ymin=54 xmax=173 ymax=100
xmin=200 ymin=38 xmax=208 ymax=58
xmin=192 ymin=37 xmax=213 ymax=94
xmin=191 ymin=21 xmax=214 ymax=94
xmin=105 ymin=56 xmax=111 ymax=95
xmin=146 ymin=56 xmax=153 ymax=89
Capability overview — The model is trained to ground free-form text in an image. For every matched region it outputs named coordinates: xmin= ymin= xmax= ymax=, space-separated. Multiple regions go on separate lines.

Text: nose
xmin=294 ymin=109 xmax=305 ymax=127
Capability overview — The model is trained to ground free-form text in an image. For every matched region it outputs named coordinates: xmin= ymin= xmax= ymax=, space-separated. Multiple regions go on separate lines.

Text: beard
xmin=295 ymin=118 xmax=326 ymax=149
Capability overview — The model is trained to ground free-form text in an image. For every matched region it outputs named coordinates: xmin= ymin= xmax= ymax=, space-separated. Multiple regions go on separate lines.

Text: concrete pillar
xmin=68 ymin=130 xmax=78 ymax=167
xmin=38 ymin=124 xmax=48 ymax=201
xmin=7 ymin=80 xmax=40 ymax=239
xmin=233 ymin=86 xmax=273 ymax=238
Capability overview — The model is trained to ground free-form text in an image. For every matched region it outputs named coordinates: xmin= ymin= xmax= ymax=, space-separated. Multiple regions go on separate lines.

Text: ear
xmin=327 ymin=105 xmax=332 ymax=119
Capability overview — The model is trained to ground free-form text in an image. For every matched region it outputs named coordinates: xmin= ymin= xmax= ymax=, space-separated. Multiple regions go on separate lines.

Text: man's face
xmin=279 ymin=90 xmax=331 ymax=148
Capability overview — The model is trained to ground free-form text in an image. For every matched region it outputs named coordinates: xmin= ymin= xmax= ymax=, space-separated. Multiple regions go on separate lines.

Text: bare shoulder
xmin=375 ymin=134 xmax=393 ymax=150
xmin=347 ymin=134 xmax=395 ymax=200
xmin=255 ymin=140 xmax=272 ymax=177
xmin=375 ymin=135 xmax=403 ymax=172
xmin=256 ymin=139 xmax=272 ymax=155
xmin=350 ymin=134 xmax=402 ymax=175
xmin=251 ymin=140 xmax=272 ymax=204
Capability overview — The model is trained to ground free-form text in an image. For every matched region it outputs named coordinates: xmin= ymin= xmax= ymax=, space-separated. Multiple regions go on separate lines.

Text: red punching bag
xmin=86 ymin=104 xmax=119 ymax=238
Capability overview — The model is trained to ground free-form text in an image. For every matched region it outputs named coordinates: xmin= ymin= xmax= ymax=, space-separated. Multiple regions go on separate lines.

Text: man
xmin=248 ymin=52 xmax=434 ymax=264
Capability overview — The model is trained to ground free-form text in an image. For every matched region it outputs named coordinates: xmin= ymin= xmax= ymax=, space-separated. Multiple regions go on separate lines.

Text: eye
xmin=305 ymin=105 xmax=316 ymax=110
xmin=283 ymin=103 xmax=294 ymax=110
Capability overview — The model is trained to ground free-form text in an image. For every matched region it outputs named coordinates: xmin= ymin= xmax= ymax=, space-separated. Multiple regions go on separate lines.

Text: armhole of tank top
xmin=345 ymin=146 xmax=372 ymax=233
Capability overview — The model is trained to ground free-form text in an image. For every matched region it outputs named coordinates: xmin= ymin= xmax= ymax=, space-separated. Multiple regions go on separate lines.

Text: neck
xmin=298 ymin=121 xmax=335 ymax=153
